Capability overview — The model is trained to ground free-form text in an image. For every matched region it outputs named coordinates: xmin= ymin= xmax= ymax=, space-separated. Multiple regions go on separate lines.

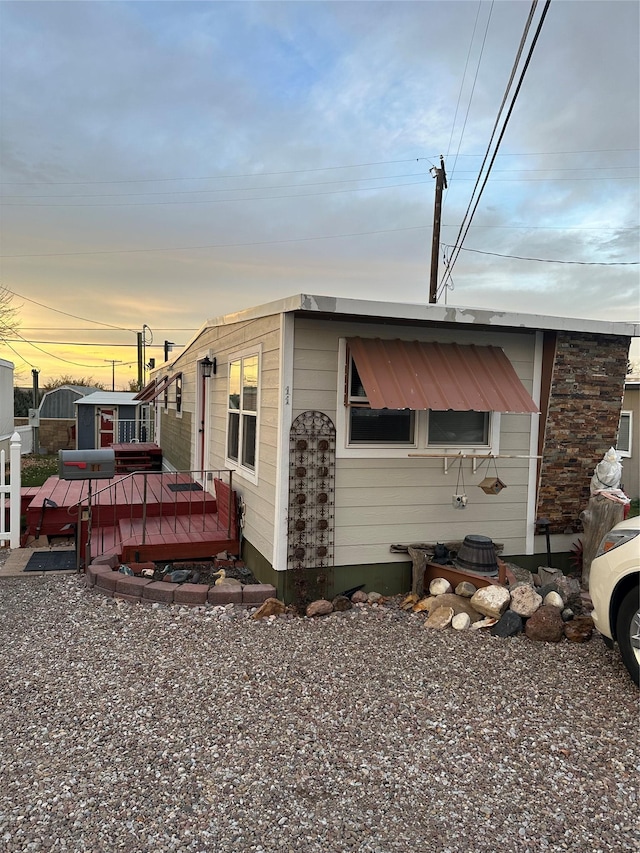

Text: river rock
xmin=470 ymin=585 xmax=511 ymax=619
xmin=368 ymin=591 xmax=383 ymax=603
xmin=564 ymin=614 xmax=594 ymax=643
xmin=424 ymin=606 xmax=454 ymax=630
xmin=538 ymin=566 xmax=564 ymax=586
xmin=543 ymin=591 xmax=564 ymax=609
xmin=332 ymin=595 xmax=352 ymax=612
xmin=455 ymin=581 xmax=477 ymax=598
xmin=510 ymin=585 xmax=542 ymax=618
xmin=306 ymin=599 xmax=334 ymax=617
xmin=524 ymin=604 xmax=565 ymax=642
xmin=351 ymin=591 xmax=369 ymax=603
xmin=252 ymin=598 xmax=286 ymax=619
xmin=429 ymin=577 xmax=453 ymax=596
xmin=490 ymin=610 xmax=524 ymax=638
xmin=452 ymin=612 xmax=471 ymax=630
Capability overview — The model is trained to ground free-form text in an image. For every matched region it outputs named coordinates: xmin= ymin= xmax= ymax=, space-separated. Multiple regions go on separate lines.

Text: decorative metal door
xmin=288 ymin=411 xmax=335 ymax=601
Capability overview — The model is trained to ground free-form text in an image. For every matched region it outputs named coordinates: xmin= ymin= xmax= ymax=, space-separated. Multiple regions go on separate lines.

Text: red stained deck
xmin=23 ymin=472 xmax=239 ymax=565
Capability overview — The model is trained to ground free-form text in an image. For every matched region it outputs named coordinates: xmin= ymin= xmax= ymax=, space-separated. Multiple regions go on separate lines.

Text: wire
xmin=2 ymin=222 xmax=637 ymax=261
xmin=1 ymin=149 xmax=636 ymax=187
xmin=446 ymin=1 xmax=495 ymax=189
xmin=13 ymin=332 xmax=114 ymax=369
xmin=440 ymin=0 xmax=553 ymax=297
xmin=2 ymin=339 xmax=36 ymax=369
xmin=444 ymin=244 xmax=639 ymax=265
xmin=3 ymin=338 xmax=176 ymax=347
xmin=0 ymin=158 xmax=430 ymax=186
xmin=2 ymin=287 xmax=137 ymax=332
xmin=0 ymin=225 xmax=429 ymax=259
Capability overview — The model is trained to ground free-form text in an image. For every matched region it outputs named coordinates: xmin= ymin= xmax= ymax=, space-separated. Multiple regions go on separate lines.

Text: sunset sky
xmin=1 ymin=0 xmax=638 ymax=389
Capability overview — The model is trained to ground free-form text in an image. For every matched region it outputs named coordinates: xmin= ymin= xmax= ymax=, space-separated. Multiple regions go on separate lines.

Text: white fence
xmin=0 ymin=432 xmax=21 ymax=548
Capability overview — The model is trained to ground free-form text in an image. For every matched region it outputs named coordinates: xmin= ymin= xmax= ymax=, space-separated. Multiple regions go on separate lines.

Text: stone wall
xmin=14 ymin=418 xmax=76 ymax=455
xmin=160 ymin=410 xmax=192 ymax=472
xmin=537 ymin=332 xmax=630 ymax=533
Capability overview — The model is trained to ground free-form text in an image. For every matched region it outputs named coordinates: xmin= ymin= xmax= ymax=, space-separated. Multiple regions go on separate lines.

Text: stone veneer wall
xmin=160 ymin=410 xmax=192 ymax=472
xmin=536 ymin=332 xmax=630 ymax=533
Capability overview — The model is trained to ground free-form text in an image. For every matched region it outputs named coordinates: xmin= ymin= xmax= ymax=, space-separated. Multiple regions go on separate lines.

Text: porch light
xmin=201 ymin=356 xmax=216 ymax=378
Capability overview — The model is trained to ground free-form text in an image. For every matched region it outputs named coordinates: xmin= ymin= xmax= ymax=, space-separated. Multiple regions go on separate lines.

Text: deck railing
xmin=71 ymin=467 xmax=236 ymax=565
xmin=111 ymin=418 xmax=155 ymax=444
xmin=0 ymin=432 xmax=21 ymax=548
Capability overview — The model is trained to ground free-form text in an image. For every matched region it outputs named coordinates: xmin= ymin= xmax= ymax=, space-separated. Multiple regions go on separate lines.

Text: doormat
xmin=24 ymin=551 xmax=77 ymax=572
xmin=168 ymin=482 xmax=203 ymax=493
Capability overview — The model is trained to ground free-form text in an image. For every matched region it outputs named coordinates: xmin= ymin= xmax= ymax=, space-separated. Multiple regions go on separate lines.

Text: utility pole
xmin=137 ymin=332 xmax=143 ymax=390
xmin=104 ymin=359 xmax=122 ymax=391
xmin=429 ymin=155 xmax=447 ymax=304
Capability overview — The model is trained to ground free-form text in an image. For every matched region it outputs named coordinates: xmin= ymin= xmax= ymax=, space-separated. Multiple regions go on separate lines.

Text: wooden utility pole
xmin=429 ymin=155 xmax=447 ymax=304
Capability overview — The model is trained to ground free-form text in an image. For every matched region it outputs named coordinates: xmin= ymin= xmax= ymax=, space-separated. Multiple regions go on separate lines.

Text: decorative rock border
xmin=86 ymin=562 xmax=276 ymax=608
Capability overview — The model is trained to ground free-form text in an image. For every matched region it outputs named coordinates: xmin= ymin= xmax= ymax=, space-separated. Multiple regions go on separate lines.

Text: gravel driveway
xmin=0 ymin=574 xmax=638 ymax=853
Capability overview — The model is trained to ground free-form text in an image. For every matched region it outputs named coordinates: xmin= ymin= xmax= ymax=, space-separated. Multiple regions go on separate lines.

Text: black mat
xmin=24 ymin=551 xmax=77 ymax=572
xmin=167 ymin=482 xmax=203 ymax=493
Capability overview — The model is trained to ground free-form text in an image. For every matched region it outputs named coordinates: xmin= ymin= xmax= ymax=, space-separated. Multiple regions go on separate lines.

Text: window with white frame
xmin=227 ymin=353 xmax=259 ymax=472
xmin=617 ymin=410 xmax=632 ymax=456
xmin=347 ymin=356 xmax=415 ymax=445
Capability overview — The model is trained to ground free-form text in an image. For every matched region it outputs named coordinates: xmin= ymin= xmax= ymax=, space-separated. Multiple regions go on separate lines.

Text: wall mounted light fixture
xmin=201 ymin=356 xmax=216 ymax=378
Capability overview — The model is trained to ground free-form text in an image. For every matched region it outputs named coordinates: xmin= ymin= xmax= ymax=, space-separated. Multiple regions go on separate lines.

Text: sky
xmin=1 ymin=0 xmax=638 ymax=389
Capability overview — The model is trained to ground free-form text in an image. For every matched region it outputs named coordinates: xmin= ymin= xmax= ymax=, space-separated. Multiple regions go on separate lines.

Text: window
xmin=227 ymin=354 xmax=259 ymax=472
xmin=617 ymin=411 xmax=632 ymax=457
xmin=427 ymin=410 xmax=490 ymax=446
xmin=347 ymin=357 xmax=415 ymax=445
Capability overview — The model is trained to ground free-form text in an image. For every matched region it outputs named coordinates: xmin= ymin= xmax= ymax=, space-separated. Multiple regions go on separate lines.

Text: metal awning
xmin=347 ymin=338 xmax=539 ymax=413
xmin=134 ymin=373 xmax=181 ymax=403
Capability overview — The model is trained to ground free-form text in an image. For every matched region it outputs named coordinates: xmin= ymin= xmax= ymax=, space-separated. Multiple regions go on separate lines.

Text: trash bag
xmin=590 ymin=447 xmax=623 ymax=495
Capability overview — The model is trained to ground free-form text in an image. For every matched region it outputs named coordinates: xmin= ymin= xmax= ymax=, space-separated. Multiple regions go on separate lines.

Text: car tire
xmin=616 ymin=586 xmax=640 ymax=687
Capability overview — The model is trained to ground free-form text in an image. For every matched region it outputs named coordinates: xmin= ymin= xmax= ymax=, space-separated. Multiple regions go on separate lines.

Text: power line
xmin=3 ymin=338 xmax=179 ymax=348
xmin=4 ymin=165 xmax=635 ymax=201
xmin=2 ymin=173 xmax=637 ymax=207
xmin=1 ymin=149 xmax=636 ymax=187
xmin=440 ymin=0 xmax=553 ymax=296
xmin=3 ymin=287 xmax=136 ymax=331
xmin=445 ymin=244 xmax=639 ymax=265
xmin=3 ymin=222 xmax=636 ymax=261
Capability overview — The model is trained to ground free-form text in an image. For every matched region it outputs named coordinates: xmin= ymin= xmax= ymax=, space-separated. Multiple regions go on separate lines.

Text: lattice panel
xmin=287 ymin=412 xmax=336 ymax=582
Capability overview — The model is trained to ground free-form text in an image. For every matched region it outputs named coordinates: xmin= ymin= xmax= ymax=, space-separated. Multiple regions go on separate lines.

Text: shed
xmin=39 ymin=385 xmax=101 ymax=419
xmin=75 ymin=391 xmax=152 ymax=449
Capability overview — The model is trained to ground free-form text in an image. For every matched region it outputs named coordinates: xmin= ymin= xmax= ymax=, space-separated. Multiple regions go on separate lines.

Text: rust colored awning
xmin=134 ymin=373 xmax=181 ymax=403
xmin=347 ymin=338 xmax=539 ymax=413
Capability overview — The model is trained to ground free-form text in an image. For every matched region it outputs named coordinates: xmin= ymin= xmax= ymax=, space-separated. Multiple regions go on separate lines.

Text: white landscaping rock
xmin=452 ymin=612 xmax=471 ymax=630
xmin=543 ymin=591 xmax=565 ymax=609
xmin=470 ymin=585 xmax=511 ymax=619
xmin=510 ymin=585 xmax=543 ymax=618
xmin=429 ymin=577 xmax=453 ymax=596
xmin=424 ymin=605 xmax=454 ymax=629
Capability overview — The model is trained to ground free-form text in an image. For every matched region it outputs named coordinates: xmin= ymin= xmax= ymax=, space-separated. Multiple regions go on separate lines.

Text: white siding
xmin=163 ymin=313 xmax=282 ymax=565
xmin=292 ymin=318 xmax=538 ymax=562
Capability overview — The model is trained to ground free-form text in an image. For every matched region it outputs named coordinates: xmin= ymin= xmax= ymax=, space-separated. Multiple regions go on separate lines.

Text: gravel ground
xmin=0 ymin=574 xmax=638 ymax=853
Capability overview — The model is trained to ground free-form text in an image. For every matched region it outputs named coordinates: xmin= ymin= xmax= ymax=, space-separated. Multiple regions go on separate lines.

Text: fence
xmin=0 ymin=432 xmax=21 ymax=548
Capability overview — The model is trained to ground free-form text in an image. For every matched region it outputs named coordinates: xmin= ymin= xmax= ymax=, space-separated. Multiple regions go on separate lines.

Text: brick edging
xmin=86 ymin=563 xmax=276 ymax=607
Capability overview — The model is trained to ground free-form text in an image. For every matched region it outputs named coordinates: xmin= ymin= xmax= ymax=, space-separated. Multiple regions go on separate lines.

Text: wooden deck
xmin=23 ymin=471 xmax=239 ymax=566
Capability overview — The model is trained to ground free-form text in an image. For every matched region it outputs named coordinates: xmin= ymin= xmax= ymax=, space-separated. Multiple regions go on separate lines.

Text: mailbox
xmin=59 ymin=449 xmax=115 ymax=481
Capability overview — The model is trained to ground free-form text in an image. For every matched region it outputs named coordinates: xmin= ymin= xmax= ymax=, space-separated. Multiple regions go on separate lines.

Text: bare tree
xmin=0 ymin=286 xmax=20 ymax=342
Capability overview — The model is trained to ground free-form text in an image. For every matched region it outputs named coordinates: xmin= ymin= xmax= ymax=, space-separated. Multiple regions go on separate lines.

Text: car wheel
xmin=616 ymin=586 xmax=640 ymax=687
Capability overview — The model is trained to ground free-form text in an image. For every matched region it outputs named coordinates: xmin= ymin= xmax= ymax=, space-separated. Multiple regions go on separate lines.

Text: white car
xmin=589 ymin=516 xmax=640 ymax=685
